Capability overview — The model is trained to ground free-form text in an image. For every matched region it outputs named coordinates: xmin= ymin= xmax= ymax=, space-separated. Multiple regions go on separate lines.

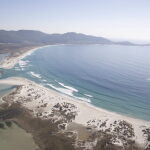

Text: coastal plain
xmin=0 ymin=77 xmax=150 ymax=150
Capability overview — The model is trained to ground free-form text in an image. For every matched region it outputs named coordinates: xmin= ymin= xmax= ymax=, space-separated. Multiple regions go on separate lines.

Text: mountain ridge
xmin=0 ymin=29 xmax=138 ymax=46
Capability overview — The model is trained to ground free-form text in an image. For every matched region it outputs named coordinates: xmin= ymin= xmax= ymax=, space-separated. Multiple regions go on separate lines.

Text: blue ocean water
xmin=1 ymin=44 xmax=150 ymax=120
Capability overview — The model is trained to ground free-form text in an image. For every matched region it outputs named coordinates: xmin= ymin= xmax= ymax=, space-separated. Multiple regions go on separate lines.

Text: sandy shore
xmin=0 ymin=45 xmax=50 ymax=69
xmin=0 ymin=44 xmax=68 ymax=69
xmin=0 ymin=77 xmax=150 ymax=149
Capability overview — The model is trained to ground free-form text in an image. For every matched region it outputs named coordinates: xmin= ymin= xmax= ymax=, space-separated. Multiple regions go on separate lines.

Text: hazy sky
xmin=0 ymin=0 xmax=150 ymax=42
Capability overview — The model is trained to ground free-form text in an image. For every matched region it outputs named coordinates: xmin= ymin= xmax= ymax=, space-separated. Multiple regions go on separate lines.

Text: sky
xmin=0 ymin=0 xmax=150 ymax=42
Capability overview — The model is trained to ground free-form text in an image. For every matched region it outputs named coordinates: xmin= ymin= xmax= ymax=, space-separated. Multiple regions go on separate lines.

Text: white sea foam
xmin=19 ymin=60 xmax=29 ymax=67
xmin=14 ymin=67 xmax=21 ymax=71
xmin=56 ymin=81 xmax=78 ymax=92
xmin=74 ymin=96 xmax=91 ymax=103
xmin=84 ymin=94 xmax=93 ymax=98
xmin=28 ymin=71 xmax=42 ymax=79
xmin=42 ymin=79 xmax=47 ymax=82
xmin=47 ymin=83 xmax=91 ymax=103
xmin=47 ymin=83 xmax=73 ymax=96
xmin=18 ymin=60 xmax=30 ymax=70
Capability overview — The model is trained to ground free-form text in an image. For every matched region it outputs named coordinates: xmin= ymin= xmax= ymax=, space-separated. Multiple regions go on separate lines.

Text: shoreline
xmin=0 ymin=77 xmax=149 ymax=124
xmin=0 ymin=45 xmax=50 ymax=69
xmin=0 ymin=77 xmax=150 ymax=149
xmin=0 ymin=44 xmax=73 ymax=69
xmin=0 ymin=43 xmax=149 ymax=123
xmin=0 ymin=41 xmax=150 ymax=149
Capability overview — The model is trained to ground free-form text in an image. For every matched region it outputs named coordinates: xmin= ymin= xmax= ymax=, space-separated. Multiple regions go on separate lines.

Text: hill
xmin=0 ymin=30 xmax=113 ymax=45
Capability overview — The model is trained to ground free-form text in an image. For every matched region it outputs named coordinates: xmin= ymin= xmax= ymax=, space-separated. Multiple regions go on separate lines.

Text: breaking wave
xmin=47 ymin=83 xmax=74 ymax=96
xmin=56 ymin=81 xmax=78 ymax=92
xmin=28 ymin=71 xmax=42 ymax=79
xmin=84 ymin=94 xmax=93 ymax=98
xmin=46 ymin=83 xmax=91 ymax=103
xmin=18 ymin=60 xmax=30 ymax=70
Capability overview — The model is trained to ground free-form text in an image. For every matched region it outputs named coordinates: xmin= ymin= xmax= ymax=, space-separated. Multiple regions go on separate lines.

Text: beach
xmin=0 ymin=77 xmax=150 ymax=149
xmin=0 ymin=44 xmax=68 ymax=69
xmin=0 ymin=45 xmax=49 ymax=69
xmin=0 ymin=44 xmax=150 ymax=149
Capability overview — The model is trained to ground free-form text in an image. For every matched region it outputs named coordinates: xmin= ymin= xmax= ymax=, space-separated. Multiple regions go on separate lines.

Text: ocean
xmin=1 ymin=44 xmax=150 ymax=121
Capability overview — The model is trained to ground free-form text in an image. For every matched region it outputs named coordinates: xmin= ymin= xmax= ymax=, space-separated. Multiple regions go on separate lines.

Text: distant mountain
xmin=114 ymin=41 xmax=136 ymax=46
xmin=48 ymin=32 xmax=113 ymax=44
xmin=2 ymin=29 xmax=148 ymax=46
xmin=0 ymin=30 xmax=122 ymax=45
xmin=0 ymin=30 xmax=50 ymax=44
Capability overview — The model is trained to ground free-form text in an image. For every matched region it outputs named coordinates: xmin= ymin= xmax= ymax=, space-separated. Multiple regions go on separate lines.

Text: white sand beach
xmin=0 ymin=44 xmax=67 ymax=69
xmin=0 ymin=77 xmax=150 ymax=148
xmin=0 ymin=45 xmax=50 ymax=69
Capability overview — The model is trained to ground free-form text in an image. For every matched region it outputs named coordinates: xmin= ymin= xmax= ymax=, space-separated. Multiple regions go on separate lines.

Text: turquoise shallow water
xmin=0 ymin=84 xmax=16 ymax=99
xmin=1 ymin=44 xmax=150 ymax=121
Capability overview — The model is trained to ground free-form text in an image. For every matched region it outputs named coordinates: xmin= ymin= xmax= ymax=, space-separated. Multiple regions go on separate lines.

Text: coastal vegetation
xmin=1 ymin=0 xmax=150 ymax=150
xmin=0 ymin=79 xmax=149 ymax=150
xmin=0 ymin=101 xmax=143 ymax=150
